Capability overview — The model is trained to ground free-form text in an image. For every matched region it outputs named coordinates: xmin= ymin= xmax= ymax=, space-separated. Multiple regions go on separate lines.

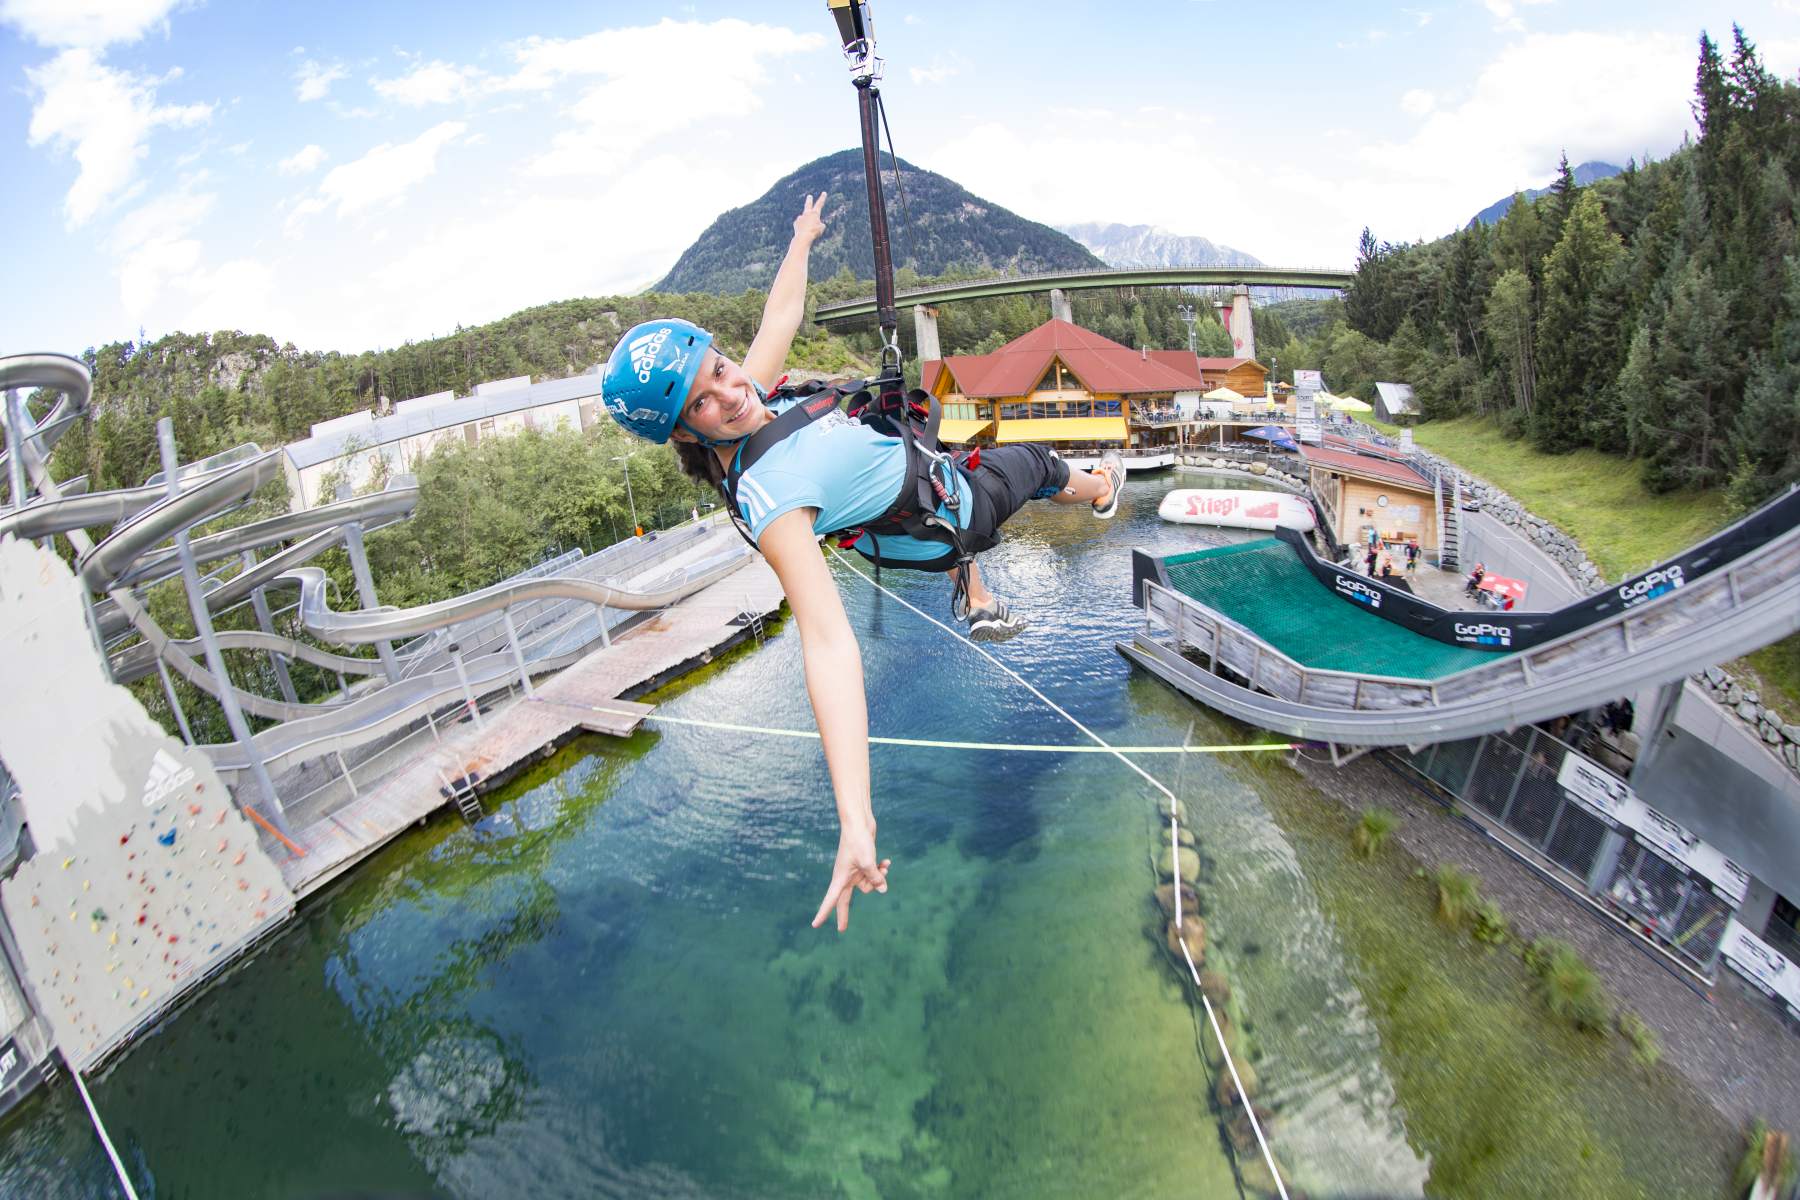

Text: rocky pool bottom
xmin=0 ymin=473 xmax=1739 ymax=1198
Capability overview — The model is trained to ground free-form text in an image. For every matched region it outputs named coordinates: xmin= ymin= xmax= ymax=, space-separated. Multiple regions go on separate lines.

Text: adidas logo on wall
xmin=141 ymin=748 xmax=195 ymax=808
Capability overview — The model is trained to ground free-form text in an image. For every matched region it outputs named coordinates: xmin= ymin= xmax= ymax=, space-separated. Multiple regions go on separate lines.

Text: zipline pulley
xmin=828 ymin=0 xmax=903 ymax=381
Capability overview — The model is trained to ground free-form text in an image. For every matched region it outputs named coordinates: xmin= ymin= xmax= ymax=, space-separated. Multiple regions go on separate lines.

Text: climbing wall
xmin=0 ymin=537 xmax=294 ymax=1072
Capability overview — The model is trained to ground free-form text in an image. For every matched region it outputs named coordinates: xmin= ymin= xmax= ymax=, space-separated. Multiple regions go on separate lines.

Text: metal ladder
xmin=438 ymin=770 xmax=483 ymax=824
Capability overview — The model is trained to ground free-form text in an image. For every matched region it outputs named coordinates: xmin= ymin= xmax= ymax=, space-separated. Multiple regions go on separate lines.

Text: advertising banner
xmin=1293 ymin=369 xmax=1323 ymax=393
xmin=1296 ymin=417 xmax=1323 ymax=445
xmin=0 ymin=1038 xmax=29 ymax=1097
xmin=1555 ymin=751 xmax=1750 ymax=905
xmin=1721 ymin=920 xmax=1800 ymax=1017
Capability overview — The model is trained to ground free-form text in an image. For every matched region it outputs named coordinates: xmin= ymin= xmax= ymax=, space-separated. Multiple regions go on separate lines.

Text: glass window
xmin=1035 ymin=365 xmax=1059 ymax=393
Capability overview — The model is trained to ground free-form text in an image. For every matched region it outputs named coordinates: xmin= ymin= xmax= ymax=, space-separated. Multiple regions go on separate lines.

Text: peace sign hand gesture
xmin=793 ymin=192 xmax=829 ymax=245
xmin=811 ymin=821 xmax=889 ymax=934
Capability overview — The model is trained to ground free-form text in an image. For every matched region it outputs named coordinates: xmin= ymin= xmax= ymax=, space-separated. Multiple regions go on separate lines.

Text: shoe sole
xmin=1093 ymin=456 xmax=1125 ymax=520
xmin=968 ymin=620 xmax=1026 ymax=643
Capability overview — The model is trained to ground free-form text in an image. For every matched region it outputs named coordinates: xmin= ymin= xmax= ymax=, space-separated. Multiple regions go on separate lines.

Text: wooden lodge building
xmin=922 ymin=319 xmax=1271 ymax=459
xmin=1302 ymin=444 xmax=1440 ymax=556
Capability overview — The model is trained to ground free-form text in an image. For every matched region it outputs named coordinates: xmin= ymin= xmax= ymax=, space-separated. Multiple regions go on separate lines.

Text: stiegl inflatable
xmin=1157 ymin=489 xmax=1317 ymax=532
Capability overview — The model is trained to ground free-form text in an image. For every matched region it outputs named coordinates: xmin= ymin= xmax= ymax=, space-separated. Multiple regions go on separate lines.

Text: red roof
xmin=1196 ymin=357 xmax=1268 ymax=374
xmin=1300 ymin=445 xmax=1431 ymax=490
xmin=923 ymin=319 xmax=1205 ymax=398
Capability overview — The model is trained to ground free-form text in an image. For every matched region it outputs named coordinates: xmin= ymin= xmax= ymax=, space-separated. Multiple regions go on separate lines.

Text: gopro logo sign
xmin=1333 ymin=575 xmax=1382 ymax=608
xmin=1618 ymin=564 xmax=1685 ymax=607
xmin=1453 ymin=621 xmax=1513 ymax=647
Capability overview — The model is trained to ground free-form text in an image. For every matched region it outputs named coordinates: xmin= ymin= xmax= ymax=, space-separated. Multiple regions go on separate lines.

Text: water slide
xmin=1119 ymin=488 xmax=1800 ymax=746
xmin=2 ymin=351 xmax=753 ymax=786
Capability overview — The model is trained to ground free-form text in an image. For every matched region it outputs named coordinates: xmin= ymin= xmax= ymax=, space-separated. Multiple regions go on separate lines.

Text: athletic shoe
xmin=967 ymin=596 xmax=1027 ymax=642
xmin=1092 ymin=450 xmax=1125 ymax=519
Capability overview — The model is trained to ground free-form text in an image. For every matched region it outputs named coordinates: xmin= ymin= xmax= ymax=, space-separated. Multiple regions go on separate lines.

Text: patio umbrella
xmin=1477 ymin=574 xmax=1529 ymax=608
xmin=1330 ymin=395 xmax=1373 ymax=412
xmin=1243 ymin=426 xmax=1299 ymax=451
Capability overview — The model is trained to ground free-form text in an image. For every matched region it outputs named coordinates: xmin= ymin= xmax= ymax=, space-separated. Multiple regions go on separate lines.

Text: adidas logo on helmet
xmin=629 ymin=327 xmax=672 ymax=384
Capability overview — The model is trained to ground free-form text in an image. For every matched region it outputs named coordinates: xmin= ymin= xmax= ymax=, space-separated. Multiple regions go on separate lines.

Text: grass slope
xmin=1408 ymin=416 xmax=1797 ymax=720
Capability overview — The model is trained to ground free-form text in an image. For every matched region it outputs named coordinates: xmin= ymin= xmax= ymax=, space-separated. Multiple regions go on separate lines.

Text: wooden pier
xmin=274 ymin=556 xmax=785 ymax=897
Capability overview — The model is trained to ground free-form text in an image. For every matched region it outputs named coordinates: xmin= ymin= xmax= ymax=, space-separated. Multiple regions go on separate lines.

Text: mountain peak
xmin=654 ymin=150 xmax=1102 ymax=294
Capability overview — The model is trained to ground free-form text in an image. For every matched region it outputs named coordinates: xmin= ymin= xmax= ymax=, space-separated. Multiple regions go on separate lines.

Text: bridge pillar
xmin=1049 ymin=288 xmax=1073 ymax=324
xmin=912 ymin=305 xmax=942 ymax=362
xmin=1229 ymin=284 xmax=1255 ymax=360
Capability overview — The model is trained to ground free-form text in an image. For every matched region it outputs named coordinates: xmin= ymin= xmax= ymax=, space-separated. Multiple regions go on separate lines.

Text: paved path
xmin=1459 ymin=508 xmax=1586 ymax=609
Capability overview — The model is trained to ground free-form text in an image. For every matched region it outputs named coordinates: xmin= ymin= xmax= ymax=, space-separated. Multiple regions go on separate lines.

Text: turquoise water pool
xmin=0 ymin=471 xmax=1728 ymax=1198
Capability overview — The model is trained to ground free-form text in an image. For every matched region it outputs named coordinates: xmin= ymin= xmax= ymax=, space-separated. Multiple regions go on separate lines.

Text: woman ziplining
xmin=598 ymin=196 xmax=1124 ymax=935
xmin=598 ymin=0 xmax=1124 ymax=935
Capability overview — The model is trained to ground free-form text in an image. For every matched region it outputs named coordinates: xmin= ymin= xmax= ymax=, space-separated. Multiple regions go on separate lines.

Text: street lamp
xmin=612 ymin=454 xmax=642 ymax=537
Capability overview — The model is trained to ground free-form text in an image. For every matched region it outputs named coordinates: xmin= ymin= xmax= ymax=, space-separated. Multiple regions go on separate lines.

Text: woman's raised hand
xmin=811 ymin=820 xmax=888 ymax=934
xmin=793 ymin=192 xmax=829 ymax=244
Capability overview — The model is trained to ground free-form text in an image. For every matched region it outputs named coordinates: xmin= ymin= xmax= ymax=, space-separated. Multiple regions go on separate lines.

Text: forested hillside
xmin=656 ymin=149 xmax=1102 ymax=294
xmin=1339 ymin=25 xmax=1800 ymax=510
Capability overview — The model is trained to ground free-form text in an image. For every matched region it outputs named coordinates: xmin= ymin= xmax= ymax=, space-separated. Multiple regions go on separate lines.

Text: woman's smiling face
xmin=674 ymin=349 xmax=764 ymax=443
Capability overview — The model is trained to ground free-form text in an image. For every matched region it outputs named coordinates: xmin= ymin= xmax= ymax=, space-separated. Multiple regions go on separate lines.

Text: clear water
xmin=0 ymin=472 xmax=1725 ymax=1198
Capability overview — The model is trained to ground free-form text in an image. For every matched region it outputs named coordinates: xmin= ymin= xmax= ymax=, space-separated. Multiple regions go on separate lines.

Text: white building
xmin=280 ymin=372 xmax=605 ymax=510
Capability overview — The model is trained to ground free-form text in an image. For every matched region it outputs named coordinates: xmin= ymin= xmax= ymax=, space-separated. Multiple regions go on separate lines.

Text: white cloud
xmin=927 ymin=30 xmax=1700 ymax=268
xmin=1401 ymin=88 xmax=1435 ymax=116
xmin=295 ymin=59 xmax=346 ymax=102
xmin=278 ymin=144 xmax=328 ymax=175
xmin=1484 ymin=0 xmax=1553 ymax=34
xmin=501 ymin=19 xmax=824 ymax=176
xmin=373 ymin=60 xmax=482 ymax=106
xmin=910 ymin=61 xmax=957 ymax=86
xmin=0 ymin=0 xmax=183 ymax=49
xmin=1402 ymin=7 xmax=1433 ymax=26
xmin=314 ymin=121 xmax=466 ymax=216
xmin=25 ymin=48 xmax=213 ymax=226
xmin=109 ymin=181 xmax=213 ymax=319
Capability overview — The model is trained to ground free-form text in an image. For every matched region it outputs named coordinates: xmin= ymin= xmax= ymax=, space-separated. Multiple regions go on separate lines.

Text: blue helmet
xmin=601 ymin=318 xmax=714 ymax=444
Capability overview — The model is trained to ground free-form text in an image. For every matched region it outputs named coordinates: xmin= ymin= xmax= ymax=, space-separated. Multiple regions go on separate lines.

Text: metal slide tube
xmin=246 ymin=553 xmax=300 ymax=706
xmin=341 ymin=521 xmax=401 ymax=683
xmin=3 ymin=389 xmax=26 ymax=513
xmin=156 ymin=420 xmax=290 ymax=833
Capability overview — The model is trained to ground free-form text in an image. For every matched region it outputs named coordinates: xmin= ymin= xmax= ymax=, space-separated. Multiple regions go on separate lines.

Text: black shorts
xmin=856 ymin=444 xmax=1071 ymax=573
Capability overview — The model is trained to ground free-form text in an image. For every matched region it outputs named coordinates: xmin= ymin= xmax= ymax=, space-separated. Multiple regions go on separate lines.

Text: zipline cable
xmin=69 ymin=1059 xmax=140 ymax=1200
xmin=825 ymin=547 xmax=1290 ymax=1199
xmin=573 ymin=704 xmax=1289 ymax=755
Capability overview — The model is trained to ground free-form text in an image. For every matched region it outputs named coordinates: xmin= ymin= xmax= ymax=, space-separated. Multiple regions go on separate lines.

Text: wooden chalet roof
xmin=1300 ymin=445 xmax=1432 ymax=491
xmin=923 ymin=319 xmax=1205 ymax=398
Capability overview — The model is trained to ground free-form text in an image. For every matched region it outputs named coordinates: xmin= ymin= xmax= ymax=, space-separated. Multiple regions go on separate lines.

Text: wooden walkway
xmin=275 ymin=556 xmax=784 ymax=897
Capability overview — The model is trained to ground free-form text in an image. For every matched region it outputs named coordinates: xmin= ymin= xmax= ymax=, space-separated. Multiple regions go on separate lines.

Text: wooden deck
xmin=275 ymin=556 xmax=784 ymax=896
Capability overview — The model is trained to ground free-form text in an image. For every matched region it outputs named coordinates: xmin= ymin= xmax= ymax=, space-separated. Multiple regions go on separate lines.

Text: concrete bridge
xmin=812 ymin=264 xmax=1355 ymax=360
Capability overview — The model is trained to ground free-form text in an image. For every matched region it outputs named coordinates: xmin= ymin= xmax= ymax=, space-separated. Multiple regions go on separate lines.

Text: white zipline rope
xmin=70 ymin=1061 xmax=140 ymax=1200
xmin=826 ymin=550 xmax=1290 ymax=1199
xmin=576 ymin=705 xmax=1291 ymax=756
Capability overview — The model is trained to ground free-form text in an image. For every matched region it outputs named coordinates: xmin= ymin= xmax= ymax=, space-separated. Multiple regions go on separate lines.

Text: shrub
xmin=1525 ymin=938 xmax=1611 ymax=1033
xmin=1735 ymin=1119 xmax=1796 ymax=1199
xmin=1617 ymin=1010 xmax=1661 ymax=1067
xmin=1471 ymin=899 xmax=1510 ymax=946
xmin=1435 ymin=865 xmax=1481 ymax=928
xmin=1351 ymin=808 xmax=1399 ymax=859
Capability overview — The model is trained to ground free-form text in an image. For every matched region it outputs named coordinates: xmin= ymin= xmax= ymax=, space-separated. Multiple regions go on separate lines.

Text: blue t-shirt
xmin=733 ymin=395 xmax=971 ymax=561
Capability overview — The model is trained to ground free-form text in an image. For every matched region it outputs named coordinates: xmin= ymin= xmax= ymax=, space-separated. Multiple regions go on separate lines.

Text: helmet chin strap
xmin=677 ymin=418 xmax=749 ymax=449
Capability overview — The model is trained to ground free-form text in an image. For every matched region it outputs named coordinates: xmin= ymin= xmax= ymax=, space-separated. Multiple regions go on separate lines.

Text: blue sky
xmin=3 ymin=0 xmax=1798 ymax=355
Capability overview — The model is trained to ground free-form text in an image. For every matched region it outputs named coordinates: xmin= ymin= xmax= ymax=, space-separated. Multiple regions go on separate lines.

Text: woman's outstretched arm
xmin=757 ymin=506 xmax=889 ymax=932
xmin=743 ymin=193 xmax=828 ymax=391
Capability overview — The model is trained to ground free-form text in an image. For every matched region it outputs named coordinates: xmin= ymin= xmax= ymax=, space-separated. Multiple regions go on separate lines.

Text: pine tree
xmin=1484 ymin=269 xmax=1536 ymax=419
xmin=1727 ymin=257 xmax=1800 ymax=506
xmin=1533 ymin=191 xmax=1625 ymax=448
